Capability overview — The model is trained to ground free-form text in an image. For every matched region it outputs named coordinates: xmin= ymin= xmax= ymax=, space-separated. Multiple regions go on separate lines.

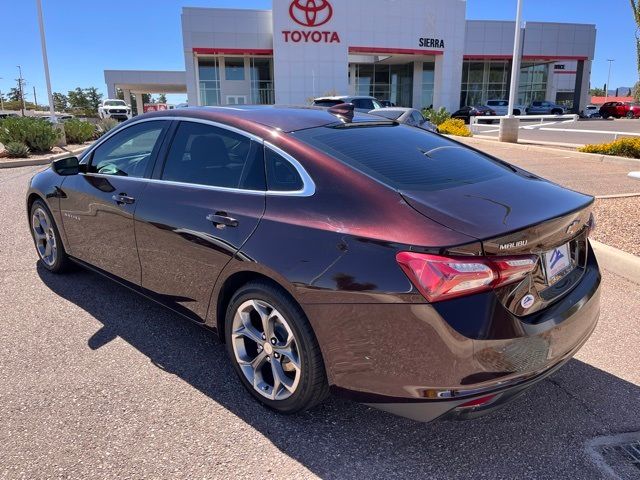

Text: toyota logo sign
xmin=289 ymin=0 xmax=333 ymax=27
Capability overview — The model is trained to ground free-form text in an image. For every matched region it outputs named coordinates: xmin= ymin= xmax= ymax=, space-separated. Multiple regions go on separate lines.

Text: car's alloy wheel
xmin=231 ymin=299 xmax=301 ymax=401
xmin=32 ymin=206 xmax=58 ymax=267
xmin=627 ymin=111 xmax=635 ymax=119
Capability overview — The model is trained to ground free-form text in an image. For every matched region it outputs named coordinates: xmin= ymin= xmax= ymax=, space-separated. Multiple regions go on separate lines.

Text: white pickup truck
xmin=98 ymin=99 xmax=132 ymax=121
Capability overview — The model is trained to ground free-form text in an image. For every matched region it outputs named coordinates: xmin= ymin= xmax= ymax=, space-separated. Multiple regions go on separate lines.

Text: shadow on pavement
xmin=37 ymin=263 xmax=640 ymax=478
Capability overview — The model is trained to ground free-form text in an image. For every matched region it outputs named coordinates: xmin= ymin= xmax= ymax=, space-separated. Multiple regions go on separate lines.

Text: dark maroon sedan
xmin=27 ymin=105 xmax=600 ymax=422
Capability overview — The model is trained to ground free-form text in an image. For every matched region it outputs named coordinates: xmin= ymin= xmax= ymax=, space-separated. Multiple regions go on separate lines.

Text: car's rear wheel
xmin=551 ymin=109 xmax=563 ymax=115
xmin=225 ymin=281 xmax=329 ymax=414
xmin=513 ymin=109 xmax=521 ymax=116
xmin=627 ymin=111 xmax=635 ymax=119
xmin=30 ymin=199 xmax=71 ymax=273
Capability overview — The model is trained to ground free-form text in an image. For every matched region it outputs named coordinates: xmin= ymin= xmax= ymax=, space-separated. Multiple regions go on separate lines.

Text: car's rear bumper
xmin=304 ymin=247 xmax=601 ymax=422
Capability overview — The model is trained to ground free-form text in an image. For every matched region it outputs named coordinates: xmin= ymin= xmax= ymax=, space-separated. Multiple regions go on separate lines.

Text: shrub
xmin=23 ymin=119 xmax=60 ymax=152
xmin=5 ymin=141 xmax=30 ymax=158
xmin=0 ymin=116 xmax=60 ymax=153
xmin=64 ymin=119 xmax=95 ymax=144
xmin=422 ymin=107 xmax=450 ymax=126
xmin=95 ymin=118 xmax=119 ymax=138
xmin=437 ymin=118 xmax=472 ymax=137
xmin=0 ymin=117 xmax=30 ymax=145
xmin=578 ymin=138 xmax=640 ymax=159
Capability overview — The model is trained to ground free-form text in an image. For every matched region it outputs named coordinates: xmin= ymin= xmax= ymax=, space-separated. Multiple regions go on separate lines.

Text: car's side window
xmin=89 ymin=121 xmax=167 ymax=177
xmin=161 ymin=121 xmax=266 ymax=191
xmin=265 ymin=147 xmax=304 ymax=192
xmin=352 ymin=99 xmax=374 ymax=110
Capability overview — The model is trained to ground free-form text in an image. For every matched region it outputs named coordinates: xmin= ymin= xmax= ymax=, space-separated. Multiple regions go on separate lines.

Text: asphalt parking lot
xmin=473 ymin=118 xmax=640 ymax=146
xmin=1 ymin=164 xmax=639 ymax=479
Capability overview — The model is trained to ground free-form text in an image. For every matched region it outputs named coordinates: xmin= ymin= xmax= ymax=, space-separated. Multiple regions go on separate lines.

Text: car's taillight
xmin=396 ymin=252 xmax=538 ymax=302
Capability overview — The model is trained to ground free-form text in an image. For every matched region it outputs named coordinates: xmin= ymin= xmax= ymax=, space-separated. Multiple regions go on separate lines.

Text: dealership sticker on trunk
xmin=544 ymin=243 xmax=572 ymax=284
xmin=521 ymin=294 xmax=535 ymax=309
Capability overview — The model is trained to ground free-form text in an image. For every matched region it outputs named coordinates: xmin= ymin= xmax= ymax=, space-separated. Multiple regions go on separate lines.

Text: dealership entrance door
xmin=348 ymin=54 xmax=436 ymax=109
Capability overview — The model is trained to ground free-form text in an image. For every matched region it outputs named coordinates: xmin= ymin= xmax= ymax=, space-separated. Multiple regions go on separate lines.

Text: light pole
xmin=36 ymin=0 xmax=56 ymax=121
xmin=499 ymin=0 xmax=524 ymax=143
xmin=604 ymin=59 xmax=614 ymax=102
xmin=0 ymin=76 xmax=4 ymax=111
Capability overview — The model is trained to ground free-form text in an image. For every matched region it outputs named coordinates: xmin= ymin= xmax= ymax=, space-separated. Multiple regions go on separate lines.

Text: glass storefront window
xmin=460 ymin=60 xmax=509 ymax=108
xmin=352 ymin=62 xmax=413 ymax=107
xmin=250 ymin=58 xmax=274 ymax=104
xmin=225 ymin=57 xmax=245 ymax=81
xmin=518 ymin=62 xmax=549 ymax=105
xmin=422 ymin=63 xmax=435 ymax=109
xmin=198 ymin=58 xmax=221 ymax=106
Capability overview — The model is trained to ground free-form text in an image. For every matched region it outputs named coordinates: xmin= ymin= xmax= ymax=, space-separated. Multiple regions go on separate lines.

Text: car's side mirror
xmin=52 ymin=156 xmax=81 ymax=176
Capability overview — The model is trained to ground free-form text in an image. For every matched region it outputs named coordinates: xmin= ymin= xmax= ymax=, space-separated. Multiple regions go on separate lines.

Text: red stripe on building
xmin=193 ymin=48 xmax=274 ymax=55
xmin=463 ymin=55 xmax=588 ymax=61
xmin=349 ymin=46 xmax=444 ymax=56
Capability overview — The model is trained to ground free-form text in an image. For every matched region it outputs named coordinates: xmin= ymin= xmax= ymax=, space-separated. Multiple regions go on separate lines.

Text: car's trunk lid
xmin=401 ymin=172 xmax=594 ymax=317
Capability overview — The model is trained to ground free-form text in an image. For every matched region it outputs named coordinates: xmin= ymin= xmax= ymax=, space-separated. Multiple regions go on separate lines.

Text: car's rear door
xmin=134 ymin=119 xmax=266 ymax=321
xmin=59 ymin=120 xmax=171 ymax=284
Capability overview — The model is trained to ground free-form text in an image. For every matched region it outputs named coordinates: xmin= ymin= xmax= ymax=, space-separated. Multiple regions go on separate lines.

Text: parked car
xmin=40 ymin=114 xmax=75 ymax=123
xmin=368 ymin=107 xmax=438 ymax=132
xmin=525 ymin=101 xmax=565 ymax=115
xmin=0 ymin=112 xmax=19 ymax=119
xmin=452 ymin=105 xmax=497 ymax=124
xmin=581 ymin=105 xmax=601 ymax=119
xmin=378 ymin=100 xmax=396 ymax=108
xmin=98 ymin=99 xmax=132 ymax=121
xmin=27 ymin=105 xmax=600 ymax=422
xmin=313 ymin=95 xmax=383 ymax=112
xmin=599 ymin=102 xmax=640 ymax=119
xmin=485 ymin=100 xmax=526 ymax=116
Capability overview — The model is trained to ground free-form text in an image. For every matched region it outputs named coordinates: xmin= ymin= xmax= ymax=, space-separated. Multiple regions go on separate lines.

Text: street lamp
xmin=499 ymin=0 xmax=524 ymax=143
xmin=0 ymin=76 xmax=4 ymax=111
xmin=604 ymin=59 xmax=615 ymax=102
xmin=36 ymin=0 xmax=56 ymax=121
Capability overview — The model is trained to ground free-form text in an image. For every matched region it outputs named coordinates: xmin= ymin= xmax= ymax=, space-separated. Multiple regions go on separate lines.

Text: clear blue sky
xmin=1 ymin=0 xmax=637 ymax=105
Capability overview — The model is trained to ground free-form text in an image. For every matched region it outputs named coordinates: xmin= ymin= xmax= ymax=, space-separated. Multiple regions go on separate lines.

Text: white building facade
xmin=107 ymin=0 xmax=596 ymax=113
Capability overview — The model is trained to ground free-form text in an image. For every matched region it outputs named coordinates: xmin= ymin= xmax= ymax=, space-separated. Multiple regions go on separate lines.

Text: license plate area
xmin=543 ymin=242 xmax=574 ymax=285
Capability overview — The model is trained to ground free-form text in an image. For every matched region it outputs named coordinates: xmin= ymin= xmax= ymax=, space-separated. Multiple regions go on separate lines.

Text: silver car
xmin=313 ymin=95 xmax=383 ymax=113
xmin=368 ymin=107 xmax=439 ymax=133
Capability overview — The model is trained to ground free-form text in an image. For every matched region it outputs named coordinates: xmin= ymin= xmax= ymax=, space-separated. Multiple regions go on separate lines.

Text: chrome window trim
xmin=264 ymin=141 xmax=316 ymax=198
xmin=79 ymin=115 xmax=316 ymax=197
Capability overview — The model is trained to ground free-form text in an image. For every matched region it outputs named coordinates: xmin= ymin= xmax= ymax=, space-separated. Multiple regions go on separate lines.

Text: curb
xmin=590 ymin=240 xmax=640 ymax=284
xmin=450 ymin=135 xmax=640 ymax=166
xmin=0 ymin=147 xmax=87 ymax=169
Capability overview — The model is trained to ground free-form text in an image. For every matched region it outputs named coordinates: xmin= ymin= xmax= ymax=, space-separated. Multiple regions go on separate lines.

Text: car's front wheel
xmin=225 ymin=281 xmax=329 ymax=414
xmin=627 ymin=111 xmax=635 ymax=119
xmin=30 ymin=199 xmax=71 ymax=273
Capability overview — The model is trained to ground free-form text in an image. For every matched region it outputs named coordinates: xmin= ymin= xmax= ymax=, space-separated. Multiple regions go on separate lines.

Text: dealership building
xmin=105 ymin=0 xmax=597 ymax=113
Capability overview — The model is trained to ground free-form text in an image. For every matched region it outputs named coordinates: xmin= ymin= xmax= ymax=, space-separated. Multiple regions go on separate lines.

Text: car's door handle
xmin=111 ymin=193 xmax=135 ymax=205
xmin=206 ymin=212 xmax=239 ymax=229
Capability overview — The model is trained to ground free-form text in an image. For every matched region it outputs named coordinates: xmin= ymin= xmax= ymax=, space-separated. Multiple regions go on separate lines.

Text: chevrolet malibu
xmin=27 ymin=105 xmax=600 ymax=422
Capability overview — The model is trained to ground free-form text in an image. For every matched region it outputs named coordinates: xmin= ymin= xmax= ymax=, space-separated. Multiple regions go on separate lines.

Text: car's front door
xmin=59 ymin=120 xmax=170 ymax=284
xmin=134 ymin=120 xmax=266 ymax=320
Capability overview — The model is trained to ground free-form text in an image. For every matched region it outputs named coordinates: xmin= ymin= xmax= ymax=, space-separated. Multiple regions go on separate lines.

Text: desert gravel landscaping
xmin=591 ymin=197 xmax=640 ymax=257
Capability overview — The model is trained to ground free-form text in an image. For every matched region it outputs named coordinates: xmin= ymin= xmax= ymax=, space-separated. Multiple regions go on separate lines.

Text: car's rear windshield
xmin=292 ymin=124 xmax=511 ymax=192
xmin=371 ymin=110 xmax=403 ymax=120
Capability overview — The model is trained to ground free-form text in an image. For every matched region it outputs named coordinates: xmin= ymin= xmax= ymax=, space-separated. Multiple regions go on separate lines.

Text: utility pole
xmin=499 ymin=0 xmax=524 ymax=143
xmin=17 ymin=65 xmax=25 ymax=116
xmin=33 ymin=86 xmax=38 ymax=109
xmin=605 ymin=59 xmax=614 ymax=102
xmin=0 ymin=76 xmax=4 ymax=111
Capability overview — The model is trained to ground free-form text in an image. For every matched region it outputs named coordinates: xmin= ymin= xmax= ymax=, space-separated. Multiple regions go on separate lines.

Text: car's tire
xmin=551 ymin=109 xmax=563 ymax=115
xmin=225 ymin=280 xmax=329 ymax=414
xmin=29 ymin=199 xmax=71 ymax=273
xmin=513 ymin=109 xmax=521 ymax=116
xmin=627 ymin=111 xmax=635 ymax=119
xmin=602 ymin=114 xmax=610 ymax=119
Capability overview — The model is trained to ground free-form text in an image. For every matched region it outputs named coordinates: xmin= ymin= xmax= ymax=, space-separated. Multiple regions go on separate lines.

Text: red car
xmin=599 ymin=102 xmax=640 ymax=119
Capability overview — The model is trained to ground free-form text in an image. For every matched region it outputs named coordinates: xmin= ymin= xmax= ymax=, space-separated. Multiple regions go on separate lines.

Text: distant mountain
xmin=607 ymin=87 xmax=632 ymax=96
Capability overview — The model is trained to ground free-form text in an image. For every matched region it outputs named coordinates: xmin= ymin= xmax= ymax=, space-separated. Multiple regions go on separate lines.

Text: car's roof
xmin=375 ymin=107 xmax=413 ymax=112
xmin=313 ymin=95 xmax=376 ymax=101
xmin=140 ymin=105 xmax=389 ymax=133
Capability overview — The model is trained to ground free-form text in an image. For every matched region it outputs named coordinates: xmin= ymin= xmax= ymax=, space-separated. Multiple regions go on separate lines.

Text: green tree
xmin=589 ymin=87 xmax=605 ymax=96
xmin=67 ymin=87 xmax=90 ymax=110
xmin=84 ymin=87 xmax=103 ymax=112
xmin=52 ymin=92 xmax=69 ymax=111
xmin=633 ymin=81 xmax=640 ymax=101
xmin=157 ymin=93 xmax=167 ymax=103
xmin=7 ymin=87 xmax=22 ymax=102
